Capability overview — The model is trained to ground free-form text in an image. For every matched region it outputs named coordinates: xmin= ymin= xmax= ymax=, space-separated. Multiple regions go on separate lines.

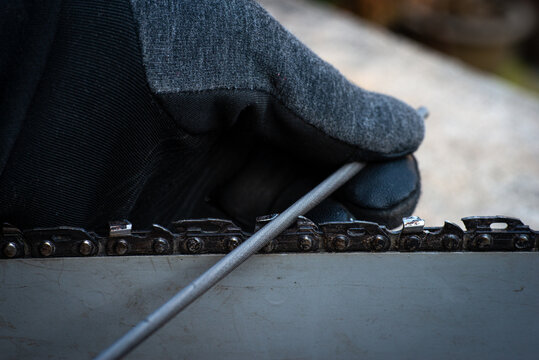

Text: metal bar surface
xmin=1 ymin=252 xmax=538 ymax=360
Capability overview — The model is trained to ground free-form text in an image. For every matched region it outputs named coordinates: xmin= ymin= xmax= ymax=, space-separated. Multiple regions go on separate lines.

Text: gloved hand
xmin=0 ymin=0 xmax=424 ymax=231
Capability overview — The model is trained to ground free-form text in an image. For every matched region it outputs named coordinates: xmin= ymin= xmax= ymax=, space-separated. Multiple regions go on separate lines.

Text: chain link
xmin=1 ymin=215 xmax=537 ymax=259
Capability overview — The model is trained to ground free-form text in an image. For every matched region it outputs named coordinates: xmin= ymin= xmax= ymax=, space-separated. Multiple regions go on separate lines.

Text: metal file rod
xmin=95 ymin=161 xmax=365 ymax=360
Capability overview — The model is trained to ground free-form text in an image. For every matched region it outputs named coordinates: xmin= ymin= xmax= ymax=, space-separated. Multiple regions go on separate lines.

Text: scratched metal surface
xmin=1 ymin=253 xmax=538 ymax=359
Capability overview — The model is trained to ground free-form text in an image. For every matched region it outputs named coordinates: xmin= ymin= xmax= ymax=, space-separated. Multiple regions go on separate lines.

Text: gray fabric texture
xmin=129 ymin=0 xmax=424 ymax=157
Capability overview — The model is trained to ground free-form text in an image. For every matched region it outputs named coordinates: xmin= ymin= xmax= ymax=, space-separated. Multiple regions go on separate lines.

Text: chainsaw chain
xmin=1 ymin=215 xmax=537 ymax=259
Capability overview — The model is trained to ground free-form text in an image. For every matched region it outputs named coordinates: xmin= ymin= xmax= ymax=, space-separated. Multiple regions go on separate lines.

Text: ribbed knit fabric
xmin=130 ymin=0 xmax=424 ymax=157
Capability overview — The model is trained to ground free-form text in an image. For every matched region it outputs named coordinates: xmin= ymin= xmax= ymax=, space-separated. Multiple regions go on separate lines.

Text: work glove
xmin=0 ymin=0 xmax=424 ymax=231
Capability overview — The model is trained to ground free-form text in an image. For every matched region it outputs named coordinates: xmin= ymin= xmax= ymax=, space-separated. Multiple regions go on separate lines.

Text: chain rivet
xmin=514 ymin=234 xmax=531 ymax=250
xmin=79 ymin=240 xmax=94 ymax=256
xmin=115 ymin=239 xmax=129 ymax=255
xmin=298 ymin=235 xmax=313 ymax=251
xmin=39 ymin=240 xmax=55 ymax=257
xmin=371 ymin=235 xmax=388 ymax=251
xmin=3 ymin=242 xmax=18 ymax=258
xmin=186 ymin=237 xmax=203 ymax=254
xmin=404 ymin=235 xmax=420 ymax=251
xmin=333 ymin=235 xmax=349 ymax=251
xmin=474 ymin=234 xmax=492 ymax=250
xmin=442 ymin=234 xmax=460 ymax=250
xmin=153 ymin=238 xmax=170 ymax=254
xmin=226 ymin=237 xmax=241 ymax=252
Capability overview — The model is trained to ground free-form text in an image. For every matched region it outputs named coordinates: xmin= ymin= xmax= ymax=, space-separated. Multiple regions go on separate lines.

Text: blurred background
xmin=323 ymin=0 xmax=539 ymax=95
xmin=260 ymin=0 xmax=539 ymax=228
